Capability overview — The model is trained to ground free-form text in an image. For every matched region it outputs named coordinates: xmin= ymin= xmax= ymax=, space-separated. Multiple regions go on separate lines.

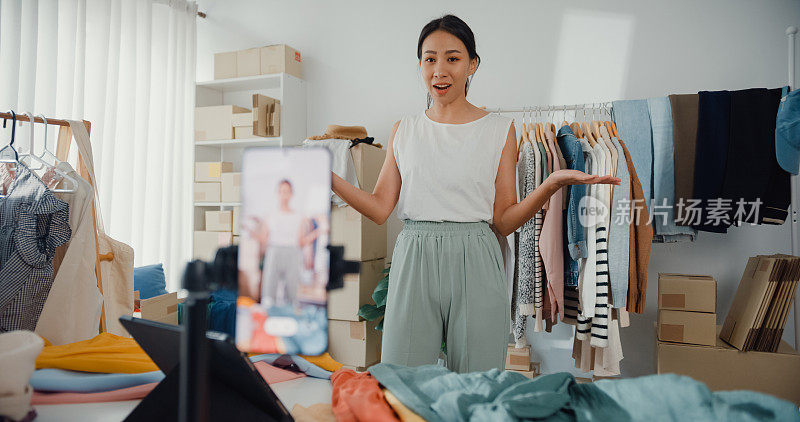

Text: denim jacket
xmin=556 ymin=126 xmax=587 ymax=287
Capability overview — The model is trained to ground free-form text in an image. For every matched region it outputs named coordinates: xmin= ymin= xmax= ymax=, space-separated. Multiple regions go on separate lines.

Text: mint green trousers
xmin=380 ymin=220 xmax=510 ymax=373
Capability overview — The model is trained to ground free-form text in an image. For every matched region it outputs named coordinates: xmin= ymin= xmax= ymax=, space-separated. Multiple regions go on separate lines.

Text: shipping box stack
xmin=214 ymin=44 xmax=302 ymax=80
xmin=656 ymin=256 xmax=800 ymax=405
xmin=657 ymin=274 xmax=717 ymax=346
xmin=193 ymin=161 xmax=236 ymax=260
xmin=327 ymin=143 xmax=387 ymax=369
xmin=504 ymin=344 xmax=541 ymax=378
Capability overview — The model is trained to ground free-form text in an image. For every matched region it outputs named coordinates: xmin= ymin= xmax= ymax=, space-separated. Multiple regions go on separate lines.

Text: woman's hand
xmin=547 ymin=169 xmax=621 ymax=188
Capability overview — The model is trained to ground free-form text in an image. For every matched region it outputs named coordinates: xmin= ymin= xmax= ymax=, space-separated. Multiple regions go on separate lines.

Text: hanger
xmin=0 ymin=110 xmax=19 ymax=163
xmin=20 ymin=112 xmax=45 ymax=170
xmin=534 ymin=106 xmax=543 ymax=144
xmin=590 ymin=103 xmax=603 ymax=140
xmin=517 ymin=107 xmax=528 ymax=160
xmin=19 ymin=112 xmax=77 ymax=194
xmin=582 ymin=105 xmax=596 ymax=147
xmin=561 ymin=105 xmax=569 ymax=129
xmin=570 ymin=107 xmax=583 ymax=138
xmin=546 ymin=107 xmax=556 ymax=138
xmin=36 ymin=114 xmax=61 ymax=166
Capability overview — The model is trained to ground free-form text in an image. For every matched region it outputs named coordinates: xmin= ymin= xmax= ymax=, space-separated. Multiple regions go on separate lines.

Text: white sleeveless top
xmin=393 ymin=110 xmax=514 ymax=223
xmin=267 ymin=209 xmax=304 ymax=247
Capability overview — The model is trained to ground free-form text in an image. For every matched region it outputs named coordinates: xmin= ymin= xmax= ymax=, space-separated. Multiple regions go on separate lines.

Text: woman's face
xmin=420 ymin=30 xmax=477 ymax=106
xmin=278 ymin=183 xmax=293 ymax=205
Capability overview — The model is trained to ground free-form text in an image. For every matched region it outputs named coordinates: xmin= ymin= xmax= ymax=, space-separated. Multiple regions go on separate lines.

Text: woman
xmin=331 ymin=15 xmax=619 ymax=373
xmin=259 ymin=179 xmax=318 ymax=308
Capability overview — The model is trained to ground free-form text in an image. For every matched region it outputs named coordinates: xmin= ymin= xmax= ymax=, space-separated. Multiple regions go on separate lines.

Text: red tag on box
xmin=295 ymin=51 xmax=301 ymax=62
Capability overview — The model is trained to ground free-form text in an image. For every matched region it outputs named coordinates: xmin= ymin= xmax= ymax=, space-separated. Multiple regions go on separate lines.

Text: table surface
xmin=33 ymin=376 xmax=333 ymax=421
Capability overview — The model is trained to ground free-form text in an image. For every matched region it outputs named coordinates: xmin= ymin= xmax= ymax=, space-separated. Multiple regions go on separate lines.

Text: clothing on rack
xmin=0 ymin=163 xmax=72 ymax=333
xmin=608 ymin=137 xmax=631 ymax=309
xmin=668 ymin=94 xmax=700 ymax=225
xmin=611 ymin=100 xmax=653 ymax=212
xmin=647 ymin=97 xmax=697 ymax=242
xmin=692 ymin=91 xmax=733 ymax=233
xmin=35 ymin=162 xmax=102 ymax=345
xmin=617 ymin=138 xmax=653 ymax=314
xmin=721 ymin=88 xmax=789 ymax=225
xmin=540 ymin=128 xmax=565 ymax=321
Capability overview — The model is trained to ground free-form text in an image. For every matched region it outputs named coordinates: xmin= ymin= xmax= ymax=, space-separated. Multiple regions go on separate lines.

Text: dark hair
xmin=277 ymin=179 xmax=293 ymax=191
xmin=417 ymin=14 xmax=480 ymax=109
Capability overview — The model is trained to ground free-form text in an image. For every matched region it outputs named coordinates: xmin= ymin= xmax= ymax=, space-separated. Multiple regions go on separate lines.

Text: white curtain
xmin=0 ymin=0 xmax=196 ymax=289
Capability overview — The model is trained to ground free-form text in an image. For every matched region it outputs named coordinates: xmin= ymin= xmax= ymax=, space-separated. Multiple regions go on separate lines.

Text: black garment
xmin=692 ymin=90 xmax=732 ymax=233
xmin=720 ymin=88 xmax=786 ymax=226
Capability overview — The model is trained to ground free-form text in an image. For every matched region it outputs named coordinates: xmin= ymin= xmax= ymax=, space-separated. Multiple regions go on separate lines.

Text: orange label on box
xmin=295 ymin=51 xmax=301 ymax=62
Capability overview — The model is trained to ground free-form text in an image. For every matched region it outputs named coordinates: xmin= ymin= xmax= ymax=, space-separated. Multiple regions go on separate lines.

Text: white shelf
xmin=195 ymin=137 xmax=283 ymax=147
xmin=194 ymin=202 xmax=241 ymax=207
xmin=196 ymin=73 xmax=285 ymax=92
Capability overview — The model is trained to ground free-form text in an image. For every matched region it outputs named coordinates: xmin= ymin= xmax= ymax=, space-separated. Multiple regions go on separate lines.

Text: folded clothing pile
xmin=329 ymin=363 xmax=800 ymax=422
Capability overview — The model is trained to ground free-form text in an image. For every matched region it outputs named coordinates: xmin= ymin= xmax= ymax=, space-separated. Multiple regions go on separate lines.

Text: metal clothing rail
xmin=483 ymin=102 xmax=613 ymax=114
xmin=787 ymin=26 xmax=799 ymax=351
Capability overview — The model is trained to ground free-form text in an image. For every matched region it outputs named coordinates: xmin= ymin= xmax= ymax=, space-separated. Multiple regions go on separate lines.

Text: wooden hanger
xmin=570 ymin=122 xmax=583 ymax=138
xmin=583 ymin=121 xmax=596 ymax=146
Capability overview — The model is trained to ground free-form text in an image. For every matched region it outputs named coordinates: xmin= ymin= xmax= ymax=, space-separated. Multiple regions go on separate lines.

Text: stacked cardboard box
xmin=194 ymin=161 xmax=236 ymax=260
xmin=657 ymin=274 xmax=717 ymax=346
xmin=139 ymin=292 xmax=180 ymax=325
xmin=504 ymin=344 xmax=541 ymax=378
xmin=720 ymin=254 xmax=800 ymax=352
xmin=195 ymin=105 xmax=250 ymax=142
xmin=327 ymin=144 xmax=387 ymax=368
xmin=214 ymin=44 xmax=302 ymax=80
xmin=252 ymin=94 xmax=281 ymax=137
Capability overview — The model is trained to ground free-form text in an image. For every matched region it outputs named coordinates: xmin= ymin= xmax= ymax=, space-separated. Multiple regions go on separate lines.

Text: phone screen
xmin=236 ymin=147 xmax=331 ymax=355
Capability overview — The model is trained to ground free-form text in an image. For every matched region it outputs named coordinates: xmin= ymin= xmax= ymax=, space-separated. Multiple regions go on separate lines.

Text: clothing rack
xmin=0 ymin=111 xmax=110 ymax=333
xmin=488 ymin=27 xmax=800 ymax=350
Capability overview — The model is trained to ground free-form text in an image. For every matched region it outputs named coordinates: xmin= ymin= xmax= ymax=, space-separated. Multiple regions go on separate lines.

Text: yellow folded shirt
xmin=37 ymin=333 xmax=157 ymax=373
xmin=298 ymin=352 xmax=343 ymax=372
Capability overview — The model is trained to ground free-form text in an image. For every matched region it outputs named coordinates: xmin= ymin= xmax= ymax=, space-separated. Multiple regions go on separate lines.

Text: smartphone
xmin=235 ymin=147 xmax=331 ymax=356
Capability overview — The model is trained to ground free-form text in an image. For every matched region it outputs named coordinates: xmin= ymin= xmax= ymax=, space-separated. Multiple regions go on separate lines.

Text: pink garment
xmin=538 ymin=129 xmax=565 ymax=320
xmin=31 ymin=361 xmax=305 ymax=405
xmin=31 ymin=383 xmax=157 ymax=405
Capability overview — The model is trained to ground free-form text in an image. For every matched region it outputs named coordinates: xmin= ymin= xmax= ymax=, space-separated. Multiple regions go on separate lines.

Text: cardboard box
xmin=252 ymin=94 xmax=281 ymax=137
xmin=330 ymin=205 xmax=387 ymax=261
xmin=221 ymin=172 xmax=242 ymax=203
xmin=232 ymin=206 xmax=241 ymax=236
xmin=195 ymin=105 xmax=250 ymax=141
xmin=140 ymin=292 xmax=179 ymax=325
xmin=658 ymin=273 xmax=716 ymax=313
xmin=232 ymin=112 xmax=253 ymax=127
xmin=328 ymin=258 xmax=385 ymax=321
xmin=350 ymin=144 xmax=386 ymax=193
xmin=194 ymin=231 xmax=233 ymax=261
xmin=510 ymin=362 xmax=540 ymax=379
xmin=505 ymin=344 xmax=532 ymax=371
xmin=205 ymin=210 xmax=232 ymax=232
xmin=195 ymin=162 xmax=234 ymax=183
xmin=194 ymin=182 xmax=221 ymax=203
xmin=236 ymin=48 xmax=260 ymax=77
xmin=214 ymin=51 xmax=237 ymax=80
xmin=720 ymin=255 xmax=800 ymax=352
xmin=234 ymin=126 xmax=256 ymax=139
xmin=657 ymin=326 xmax=800 ymax=404
xmin=328 ymin=319 xmax=382 ymax=368
xmin=658 ymin=309 xmax=717 ymax=346
xmin=260 ymin=44 xmax=302 ymax=79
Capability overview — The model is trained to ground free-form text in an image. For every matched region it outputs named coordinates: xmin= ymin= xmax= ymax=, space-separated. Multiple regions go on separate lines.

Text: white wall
xmin=196 ymin=0 xmax=800 ymax=377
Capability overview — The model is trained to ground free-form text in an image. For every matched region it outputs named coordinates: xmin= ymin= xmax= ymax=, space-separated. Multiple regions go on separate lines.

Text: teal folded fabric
xmin=594 ymin=374 xmax=800 ymax=422
xmin=368 ymin=363 xmax=629 ymax=422
xmin=30 ymin=368 xmax=164 ymax=393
